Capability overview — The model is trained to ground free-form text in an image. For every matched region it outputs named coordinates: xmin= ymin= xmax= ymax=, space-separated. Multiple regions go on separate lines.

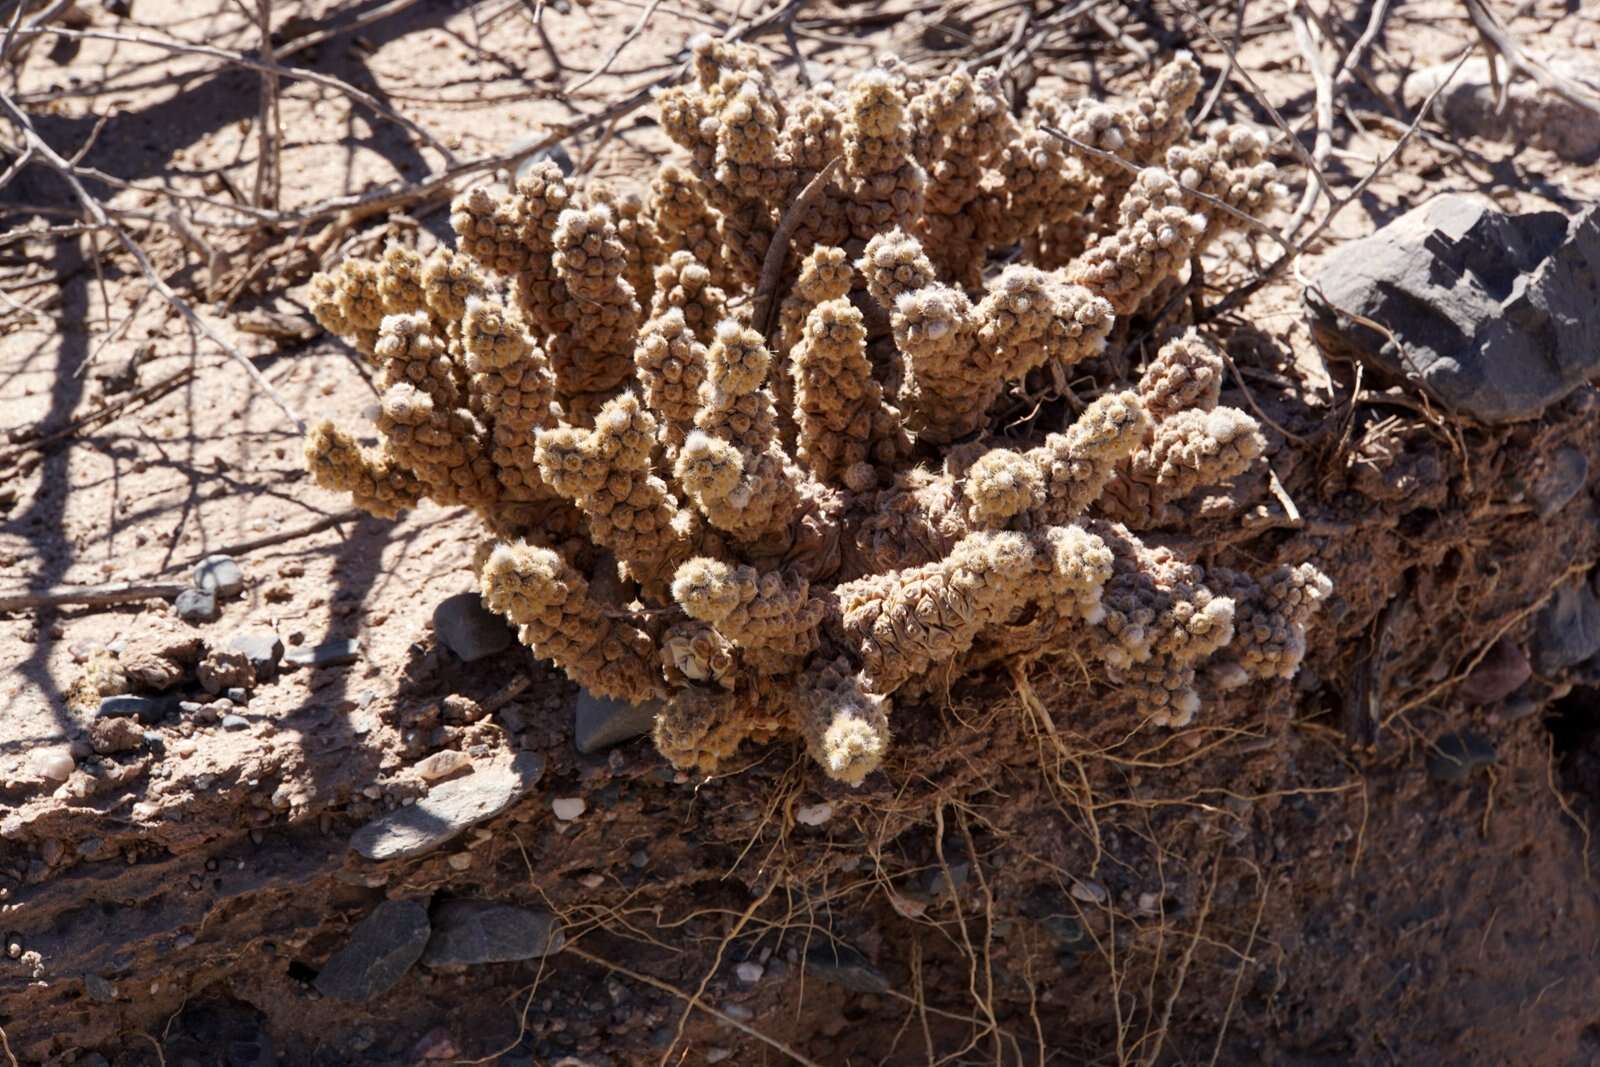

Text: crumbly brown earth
xmin=4 ymin=1 xmax=1600 ymax=1064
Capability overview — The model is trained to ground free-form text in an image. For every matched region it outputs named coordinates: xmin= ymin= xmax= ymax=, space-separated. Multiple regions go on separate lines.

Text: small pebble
xmin=552 ymin=797 xmax=586 ymax=821
xmin=1071 ymin=879 xmax=1108 ymax=904
xmin=415 ymin=750 xmax=471 ymax=782
xmin=194 ymin=555 xmax=244 ymax=597
xmin=31 ymin=750 xmax=74 ymax=783
xmin=174 ymin=587 xmax=218 ymax=623
xmin=796 ymin=802 xmax=833 ymax=827
xmin=222 ymin=714 xmax=250 ymax=731
xmin=579 ymin=873 xmax=605 ymax=889
xmin=736 ymin=962 xmax=764 ymax=984
xmin=629 ymin=850 xmax=650 ymax=869
xmin=704 ymin=1050 xmax=732 ymax=1064
xmin=721 ymin=1003 xmax=753 ymax=1023
xmin=284 ymin=639 xmax=361 ymax=668
xmin=1137 ymin=892 xmax=1160 ymax=914
xmin=447 ymin=853 xmax=472 ymax=871
xmin=226 ymin=687 xmax=248 ymax=704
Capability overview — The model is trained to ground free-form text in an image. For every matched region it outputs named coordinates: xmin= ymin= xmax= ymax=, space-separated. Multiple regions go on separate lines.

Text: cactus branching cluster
xmin=304 ymin=42 xmax=1328 ymax=785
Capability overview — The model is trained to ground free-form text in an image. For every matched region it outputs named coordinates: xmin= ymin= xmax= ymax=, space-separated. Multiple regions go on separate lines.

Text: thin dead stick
xmin=566 ymin=0 xmax=664 ymax=94
xmin=253 ymin=0 xmax=281 ymax=210
xmin=1286 ymin=2 xmax=1334 ymax=238
xmin=0 ymin=1022 xmax=15 ymax=1067
xmin=0 ymin=365 xmax=199 ymax=469
xmin=0 ymin=0 xmax=70 ymax=64
xmin=565 ymin=944 xmax=826 ymax=1067
xmin=1333 ymin=0 xmax=1392 ymax=91
xmin=1464 ymin=0 xmax=1600 ymax=116
xmin=1170 ymin=0 xmax=1331 ymax=204
xmin=1 ymin=89 xmax=304 ymax=430
xmin=161 ymin=507 xmax=365 ymax=573
xmin=274 ymin=0 xmax=428 ymax=60
xmin=1041 ymin=127 xmax=1295 ymax=256
xmin=1200 ymin=45 xmax=1474 ymax=322
xmin=0 ymin=581 xmax=188 ymax=614
xmin=29 ymin=27 xmax=456 ymax=163
xmin=753 ymin=155 xmax=842 ymax=338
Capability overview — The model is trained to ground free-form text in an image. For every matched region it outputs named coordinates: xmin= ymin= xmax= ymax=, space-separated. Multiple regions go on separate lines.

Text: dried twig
xmin=253 ymin=0 xmax=282 ymax=210
xmin=565 ymin=0 xmax=664 ymax=94
xmin=0 ymin=581 xmax=188 ymax=614
xmin=753 ymin=155 xmax=843 ymax=338
xmin=1200 ymin=46 xmax=1475 ymax=322
xmin=0 ymin=366 xmax=199 ymax=471
xmin=1286 ymin=2 xmax=1335 ymax=237
xmin=27 ymin=27 xmax=456 ymax=163
xmin=1463 ymin=0 xmax=1600 ymax=116
xmin=162 ymin=508 xmax=366 ymax=574
xmin=0 ymin=89 xmax=305 ymax=430
xmin=1041 ymin=127 xmax=1295 ymax=256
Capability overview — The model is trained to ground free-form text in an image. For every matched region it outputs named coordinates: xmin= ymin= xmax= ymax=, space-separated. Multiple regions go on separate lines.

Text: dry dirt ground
xmin=4 ymin=0 xmax=1600 ymax=1064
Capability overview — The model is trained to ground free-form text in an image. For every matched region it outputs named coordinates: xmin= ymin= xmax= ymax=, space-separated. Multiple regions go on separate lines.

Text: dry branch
xmin=0 ymin=581 xmax=188 ymax=614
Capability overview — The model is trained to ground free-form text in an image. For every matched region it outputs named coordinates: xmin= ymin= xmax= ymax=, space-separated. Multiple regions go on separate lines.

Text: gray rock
xmin=1457 ymin=637 xmax=1531 ymax=706
xmin=175 ymin=588 xmax=218 ymax=624
xmin=226 ymin=687 xmax=249 ymax=704
xmin=222 ymin=714 xmax=251 ymax=731
xmin=194 ymin=555 xmax=244 ymax=597
xmin=227 ymin=631 xmax=284 ymax=682
xmin=1404 ymin=55 xmax=1600 ymax=163
xmin=574 ymin=689 xmax=660 ymax=754
xmin=350 ymin=752 xmax=545 ymax=860
xmin=312 ymin=900 xmax=430 ymax=1002
xmin=284 ymin=639 xmax=361 ymax=669
xmin=804 ymin=941 xmax=891 ymax=994
xmin=1534 ymin=578 xmax=1600 ymax=672
xmin=1306 ymin=196 xmax=1600 ymax=423
xmin=1525 ymin=446 xmax=1589 ymax=518
xmin=1039 ymin=914 xmax=1092 ymax=955
xmin=83 ymin=973 xmax=116 ymax=1003
xmin=1427 ymin=732 xmax=1498 ymax=783
xmin=96 ymin=695 xmax=170 ymax=724
xmin=420 ymin=900 xmax=564 ymax=966
xmin=433 ymin=593 xmax=514 ymax=663
xmin=513 ymin=140 xmax=574 ymax=184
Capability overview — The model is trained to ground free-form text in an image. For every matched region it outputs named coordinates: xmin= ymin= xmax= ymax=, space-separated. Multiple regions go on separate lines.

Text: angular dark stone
xmin=804 ymin=941 xmax=891 ymax=994
xmin=1534 ymin=579 xmax=1600 ymax=673
xmin=96 ymin=695 xmax=170 ymax=724
xmin=432 ymin=593 xmax=514 ymax=663
xmin=1525 ymin=446 xmax=1590 ymax=519
xmin=226 ymin=631 xmax=284 ymax=682
xmin=1306 ymin=196 xmax=1600 ymax=423
xmin=574 ymin=689 xmax=659 ymax=754
xmin=194 ymin=555 xmax=244 ymax=597
xmin=1457 ymin=638 xmax=1532 ymax=706
xmin=175 ymin=588 xmax=218 ymax=624
xmin=283 ymin=639 xmax=361 ymax=669
xmin=312 ymin=900 xmax=430 ymax=1002
xmin=1427 ymin=732 xmax=1498 ymax=783
xmin=350 ymin=753 xmax=545 ymax=860
xmin=421 ymin=900 xmax=564 ymax=966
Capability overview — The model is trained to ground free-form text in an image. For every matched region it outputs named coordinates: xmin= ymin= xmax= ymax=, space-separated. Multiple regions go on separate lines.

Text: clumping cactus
xmin=303 ymin=41 xmax=1325 ymax=785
